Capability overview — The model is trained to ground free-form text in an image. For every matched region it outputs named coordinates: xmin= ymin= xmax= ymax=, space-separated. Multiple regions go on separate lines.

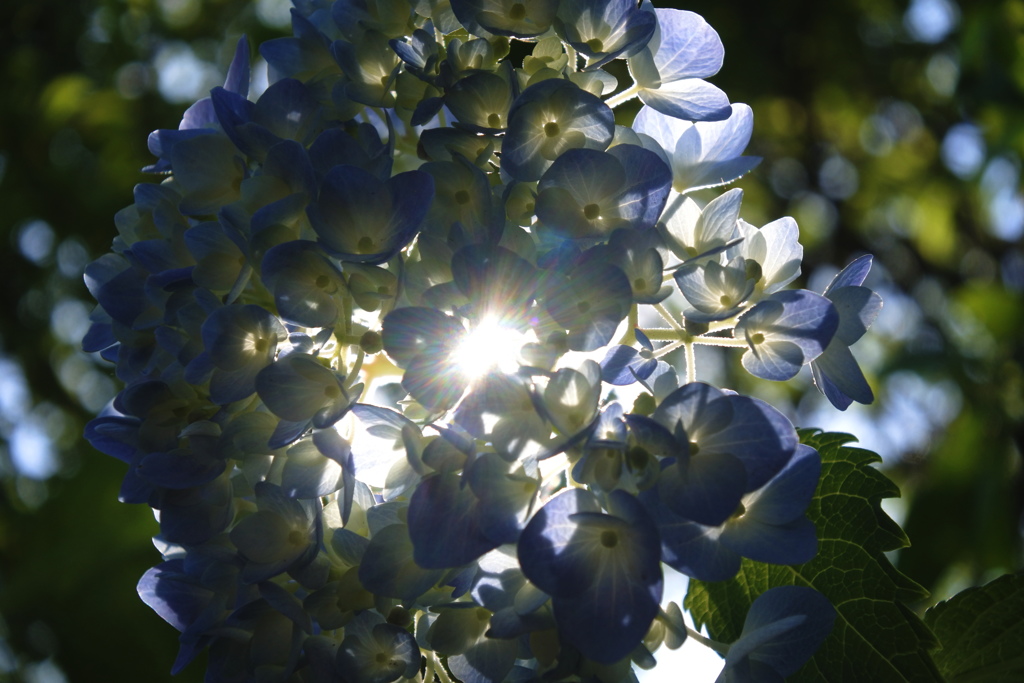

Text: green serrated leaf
xmin=924 ymin=572 xmax=1024 ymax=682
xmin=684 ymin=430 xmax=943 ymax=682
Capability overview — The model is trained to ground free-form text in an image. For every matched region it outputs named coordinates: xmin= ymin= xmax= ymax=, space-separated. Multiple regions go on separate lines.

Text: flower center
xmin=357 ymin=236 xmax=376 ymax=253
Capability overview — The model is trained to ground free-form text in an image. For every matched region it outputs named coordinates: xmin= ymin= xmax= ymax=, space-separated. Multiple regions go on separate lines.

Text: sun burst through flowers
xmin=455 ymin=317 xmax=530 ymax=379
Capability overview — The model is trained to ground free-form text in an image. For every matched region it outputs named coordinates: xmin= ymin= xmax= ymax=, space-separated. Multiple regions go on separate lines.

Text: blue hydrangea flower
xmin=517 ymin=488 xmax=663 ymax=664
xmin=717 ymin=586 xmax=836 ymax=683
xmin=144 ymin=36 xmax=251 ymax=174
xmin=811 ymin=255 xmax=883 ymax=409
xmin=651 ymin=382 xmax=798 ymax=526
xmin=255 ymin=353 xmax=353 ymax=429
xmin=535 ymin=144 xmax=672 ymax=239
xmin=647 ymin=444 xmax=821 ymax=581
xmin=502 ymin=79 xmax=616 ymax=182
xmin=449 ymin=0 xmax=558 ymax=38
xmin=553 ymin=0 xmax=657 ymax=70
xmin=381 ymin=306 xmax=469 ymax=411
xmin=542 ymin=260 xmax=633 ymax=351
xmin=229 ymin=482 xmax=322 ymax=583
xmin=193 ymin=304 xmax=288 ymax=405
xmin=660 ymin=187 xmax=743 ymax=263
xmin=260 ymin=240 xmax=346 ymax=328
xmin=336 ymin=612 xmax=421 ymax=683
xmin=634 ymin=103 xmax=759 ymax=193
xmin=307 ymin=165 xmax=434 ymax=265
xmin=628 ymin=8 xmax=731 ymax=121
xmin=83 ymin=2 xmax=879 ymax=679
xmin=675 ymin=255 xmax=760 ymax=323
xmin=735 ymin=289 xmax=840 ymax=382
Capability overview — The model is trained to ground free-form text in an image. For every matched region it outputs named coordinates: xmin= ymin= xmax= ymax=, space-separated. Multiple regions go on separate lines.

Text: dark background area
xmin=0 ymin=0 xmax=1021 ymax=680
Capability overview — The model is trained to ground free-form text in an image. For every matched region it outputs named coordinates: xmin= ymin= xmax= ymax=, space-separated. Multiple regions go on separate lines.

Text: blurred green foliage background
xmin=0 ymin=0 xmax=1020 ymax=680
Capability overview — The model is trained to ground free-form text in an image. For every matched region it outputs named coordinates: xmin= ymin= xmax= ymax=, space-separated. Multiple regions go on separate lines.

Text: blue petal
xmin=740 ymin=339 xmax=805 ymax=381
xmin=736 ymin=289 xmax=840 ymax=378
xmin=811 ymin=341 xmax=874 ymax=410
xmin=600 ymin=345 xmax=657 ymax=385
xmin=137 ymin=560 xmax=214 ymax=633
xmin=643 ymin=8 xmax=725 ymax=83
xmin=722 ymin=516 xmax=818 ymax=568
xmin=721 ymin=586 xmax=835 ymax=680
xmin=407 ymin=471 xmax=499 ymax=569
xmin=638 ymin=78 xmax=732 ymax=122
xmin=658 ymin=450 xmax=747 ymax=526
xmin=705 ymin=395 xmax=797 ymax=491
xmin=824 ymin=254 xmax=873 ymax=293
xmin=448 ymin=638 xmax=518 ymax=683
xmin=503 ymin=79 xmax=615 ymax=181
xmin=641 ymin=488 xmax=741 ymax=581
xmin=550 ymin=490 xmax=662 ymax=664
xmin=381 ymin=306 xmax=465 ymax=367
xmin=401 ymin=350 xmax=468 ymax=411
xmin=830 ymin=286 xmax=883 ymax=345
xmin=85 ymin=415 xmax=139 ymax=463
xmin=607 ymin=144 xmax=673 ymax=230
xmin=517 ymin=487 xmax=604 ymax=598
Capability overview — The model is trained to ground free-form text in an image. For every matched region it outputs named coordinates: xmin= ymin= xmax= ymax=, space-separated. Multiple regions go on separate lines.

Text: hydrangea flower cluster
xmin=84 ymin=1 xmax=880 ymax=681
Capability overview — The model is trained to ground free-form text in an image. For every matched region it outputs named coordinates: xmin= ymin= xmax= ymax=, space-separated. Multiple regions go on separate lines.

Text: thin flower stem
xmin=341 ymin=293 xmax=354 ymax=336
xmin=685 ymin=340 xmax=696 ymax=383
xmin=707 ymin=319 xmax=739 ymax=334
xmin=605 ymin=82 xmax=642 ymax=109
xmin=693 ymin=336 xmax=748 ymax=348
xmin=618 ymin=304 xmax=639 ymax=345
xmin=652 ymin=340 xmax=684 ymax=359
xmin=422 ymin=654 xmax=434 ymax=683
xmin=431 ymin=652 xmax=453 ymax=683
xmin=347 ymin=348 xmax=365 ymax=391
xmin=686 ymin=626 xmax=730 ymax=656
xmin=641 ymin=328 xmax=684 ymax=341
xmin=654 ymin=303 xmax=683 ymax=331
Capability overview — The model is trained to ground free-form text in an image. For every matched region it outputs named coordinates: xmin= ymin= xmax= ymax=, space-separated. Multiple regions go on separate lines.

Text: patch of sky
xmin=0 ymin=358 xmax=71 ymax=481
xmin=50 ymin=299 xmax=92 ymax=346
xmin=154 ymin=42 xmax=221 ymax=104
xmin=903 ymin=0 xmax=960 ymax=44
xmin=980 ymin=156 xmax=1024 ymax=241
xmin=800 ymin=371 xmax=961 ymax=463
xmin=941 ymin=122 xmax=985 ymax=179
xmin=256 ymin=0 xmax=293 ymax=29
xmin=17 ymin=220 xmax=55 ymax=266
xmin=251 ymin=57 xmax=271 ymax=101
